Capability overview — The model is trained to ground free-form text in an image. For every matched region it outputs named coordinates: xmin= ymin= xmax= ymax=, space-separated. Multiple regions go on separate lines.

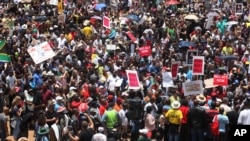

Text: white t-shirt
xmin=238 ymin=109 xmax=250 ymax=125
xmin=91 ymin=133 xmax=107 ymax=141
xmin=107 ymin=75 xmax=119 ymax=91
xmin=119 ymin=109 xmax=128 ymax=126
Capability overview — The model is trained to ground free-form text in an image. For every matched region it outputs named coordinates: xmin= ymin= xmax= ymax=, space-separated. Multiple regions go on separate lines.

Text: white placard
xmin=27 ymin=42 xmax=56 ymax=64
xmin=49 ymin=0 xmax=58 ymax=5
xmin=106 ymin=44 xmax=116 ymax=50
xmin=162 ymin=72 xmax=174 ymax=88
xmin=182 ymin=80 xmax=203 ymax=96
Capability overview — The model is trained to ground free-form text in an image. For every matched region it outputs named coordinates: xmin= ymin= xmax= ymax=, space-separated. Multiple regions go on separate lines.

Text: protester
xmin=0 ymin=0 xmax=250 ymax=141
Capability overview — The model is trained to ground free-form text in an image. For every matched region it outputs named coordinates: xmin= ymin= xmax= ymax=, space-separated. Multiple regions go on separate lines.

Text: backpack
xmin=211 ymin=115 xmax=219 ymax=136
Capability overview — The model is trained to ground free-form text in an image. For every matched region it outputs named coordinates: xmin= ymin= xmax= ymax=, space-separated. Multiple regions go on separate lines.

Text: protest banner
xmin=235 ymin=3 xmax=243 ymax=15
xmin=126 ymin=70 xmax=140 ymax=89
xmin=162 ymin=71 xmax=174 ymax=88
xmin=49 ymin=0 xmax=58 ymax=5
xmin=126 ymin=31 xmax=137 ymax=43
xmin=171 ymin=61 xmax=180 ymax=79
xmin=192 ymin=56 xmax=204 ymax=75
xmin=186 ymin=50 xmax=198 ymax=65
xmin=103 ymin=16 xmax=111 ymax=29
xmin=182 ymin=80 xmax=203 ymax=96
xmin=213 ymin=75 xmax=228 ymax=86
xmin=139 ymin=46 xmax=151 ymax=57
xmin=204 ymin=78 xmax=218 ymax=89
xmin=27 ymin=42 xmax=56 ymax=64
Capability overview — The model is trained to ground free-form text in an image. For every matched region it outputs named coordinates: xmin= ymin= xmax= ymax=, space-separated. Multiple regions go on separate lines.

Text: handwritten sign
xmin=27 ymin=42 xmax=56 ymax=64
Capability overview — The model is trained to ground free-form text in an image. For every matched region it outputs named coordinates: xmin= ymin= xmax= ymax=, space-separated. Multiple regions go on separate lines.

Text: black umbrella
xmin=220 ymin=55 xmax=238 ymax=60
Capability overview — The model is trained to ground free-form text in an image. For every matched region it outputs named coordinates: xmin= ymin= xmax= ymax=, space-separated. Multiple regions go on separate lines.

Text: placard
xmin=192 ymin=56 xmax=204 ymax=75
xmin=106 ymin=44 xmax=116 ymax=50
xmin=162 ymin=72 xmax=174 ymax=88
xmin=213 ymin=75 xmax=228 ymax=86
xmin=186 ymin=50 xmax=198 ymax=65
xmin=49 ymin=0 xmax=58 ymax=5
xmin=27 ymin=42 xmax=56 ymax=64
xmin=139 ymin=46 xmax=151 ymax=57
xmin=171 ymin=61 xmax=180 ymax=79
xmin=182 ymin=80 xmax=203 ymax=96
xmin=103 ymin=16 xmax=111 ymax=29
xmin=235 ymin=3 xmax=243 ymax=15
xmin=126 ymin=70 xmax=140 ymax=89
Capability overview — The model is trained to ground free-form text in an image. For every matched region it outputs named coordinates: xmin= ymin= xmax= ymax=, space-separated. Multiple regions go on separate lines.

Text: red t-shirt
xmin=71 ymin=101 xmax=81 ymax=109
xmin=99 ymin=105 xmax=106 ymax=116
xmin=179 ymin=106 xmax=189 ymax=124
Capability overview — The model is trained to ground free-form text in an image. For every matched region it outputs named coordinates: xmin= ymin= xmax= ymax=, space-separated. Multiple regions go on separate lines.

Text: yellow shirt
xmin=81 ymin=26 xmax=93 ymax=39
xmin=222 ymin=46 xmax=233 ymax=55
xmin=165 ymin=109 xmax=183 ymax=125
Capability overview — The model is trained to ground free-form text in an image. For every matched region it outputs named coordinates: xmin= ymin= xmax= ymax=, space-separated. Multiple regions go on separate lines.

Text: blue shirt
xmin=217 ymin=114 xmax=229 ymax=133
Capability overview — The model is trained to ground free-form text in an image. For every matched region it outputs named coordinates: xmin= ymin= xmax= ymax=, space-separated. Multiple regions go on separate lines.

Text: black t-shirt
xmin=78 ymin=128 xmax=94 ymax=141
xmin=45 ymin=110 xmax=57 ymax=127
xmin=226 ymin=111 xmax=239 ymax=125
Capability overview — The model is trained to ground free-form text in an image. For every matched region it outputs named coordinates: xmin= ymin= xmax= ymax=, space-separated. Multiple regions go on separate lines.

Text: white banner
xmin=27 ymin=42 xmax=56 ymax=64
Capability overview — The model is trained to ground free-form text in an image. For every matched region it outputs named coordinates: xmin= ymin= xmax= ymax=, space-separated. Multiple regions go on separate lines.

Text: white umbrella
xmin=184 ymin=14 xmax=199 ymax=21
xmin=226 ymin=21 xmax=238 ymax=26
xmin=143 ymin=29 xmax=154 ymax=34
xmin=91 ymin=15 xmax=102 ymax=20
xmin=83 ymin=20 xmax=90 ymax=26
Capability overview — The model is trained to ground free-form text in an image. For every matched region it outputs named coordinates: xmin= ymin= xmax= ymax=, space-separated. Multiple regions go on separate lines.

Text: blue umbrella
xmin=178 ymin=41 xmax=195 ymax=48
xmin=94 ymin=3 xmax=106 ymax=11
xmin=220 ymin=55 xmax=238 ymax=60
xmin=127 ymin=14 xmax=140 ymax=22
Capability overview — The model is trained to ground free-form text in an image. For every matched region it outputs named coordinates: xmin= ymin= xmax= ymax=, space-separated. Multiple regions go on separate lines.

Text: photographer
xmin=64 ymin=112 xmax=94 ymax=141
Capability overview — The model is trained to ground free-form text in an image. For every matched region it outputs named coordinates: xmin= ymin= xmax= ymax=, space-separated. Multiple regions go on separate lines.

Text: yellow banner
xmin=58 ymin=0 xmax=63 ymax=14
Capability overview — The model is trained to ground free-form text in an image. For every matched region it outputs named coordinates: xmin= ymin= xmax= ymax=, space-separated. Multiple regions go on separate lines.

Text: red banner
xmin=103 ymin=16 xmax=111 ymax=29
xmin=171 ymin=62 xmax=180 ymax=79
xmin=126 ymin=70 xmax=140 ymax=89
xmin=126 ymin=31 xmax=137 ymax=42
xmin=192 ymin=56 xmax=204 ymax=75
xmin=139 ymin=46 xmax=151 ymax=57
xmin=213 ymin=75 xmax=228 ymax=86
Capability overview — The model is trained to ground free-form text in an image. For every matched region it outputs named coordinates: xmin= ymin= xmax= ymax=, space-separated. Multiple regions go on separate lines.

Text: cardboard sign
xmin=192 ymin=56 xmax=204 ymax=75
xmin=182 ymin=80 xmax=203 ymax=96
xmin=27 ymin=42 xmax=56 ymax=64
xmin=171 ymin=61 xmax=180 ymax=79
xmin=186 ymin=50 xmax=198 ymax=65
xmin=126 ymin=31 xmax=137 ymax=43
xmin=139 ymin=46 xmax=151 ymax=57
xmin=103 ymin=16 xmax=111 ymax=29
xmin=126 ymin=70 xmax=140 ymax=89
xmin=213 ymin=75 xmax=228 ymax=86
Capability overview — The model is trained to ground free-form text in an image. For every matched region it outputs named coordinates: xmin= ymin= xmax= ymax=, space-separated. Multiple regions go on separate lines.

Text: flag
xmin=0 ymin=39 xmax=10 ymax=62
xmin=0 ymin=53 xmax=10 ymax=62
xmin=0 ymin=39 xmax=6 ymax=50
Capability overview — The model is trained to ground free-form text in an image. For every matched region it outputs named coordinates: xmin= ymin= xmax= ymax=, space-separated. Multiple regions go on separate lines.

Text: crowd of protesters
xmin=0 ymin=0 xmax=250 ymax=141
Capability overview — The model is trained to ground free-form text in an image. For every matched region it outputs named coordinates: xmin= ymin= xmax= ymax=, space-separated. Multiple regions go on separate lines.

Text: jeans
xmin=190 ymin=127 xmax=205 ymax=141
xmin=0 ymin=131 xmax=6 ymax=141
xmin=169 ymin=133 xmax=180 ymax=141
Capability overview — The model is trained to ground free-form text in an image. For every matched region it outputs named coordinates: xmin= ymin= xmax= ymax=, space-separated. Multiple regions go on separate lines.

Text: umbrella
xmin=184 ymin=14 xmax=199 ymax=21
xmin=34 ymin=16 xmax=48 ymax=22
xmin=91 ymin=15 xmax=102 ymax=20
xmin=165 ymin=0 xmax=179 ymax=5
xmin=226 ymin=21 xmax=238 ymax=26
xmin=143 ymin=29 xmax=154 ymax=34
xmin=94 ymin=3 xmax=106 ymax=11
xmin=206 ymin=12 xmax=219 ymax=17
xmin=220 ymin=55 xmax=238 ymax=60
xmin=178 ymin=41 xmax=195 ymax=48
xmin=127 ymin=14 xmax=140 ymax=22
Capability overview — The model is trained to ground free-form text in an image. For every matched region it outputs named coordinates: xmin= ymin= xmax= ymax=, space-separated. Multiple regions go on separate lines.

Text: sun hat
xmin=37 ymin=127 xmax=49 ymax=135
xmin=139 ymin=128 xmax=149 ymax=135
xmin=196 ymin=94 xmax=206 ymax=103
xmin=171 ymin=101 xmax=181 ymax=109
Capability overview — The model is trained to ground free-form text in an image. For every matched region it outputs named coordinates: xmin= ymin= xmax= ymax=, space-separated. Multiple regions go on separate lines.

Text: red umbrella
xmin=165 ymin=0 xmax=179 ymax=5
